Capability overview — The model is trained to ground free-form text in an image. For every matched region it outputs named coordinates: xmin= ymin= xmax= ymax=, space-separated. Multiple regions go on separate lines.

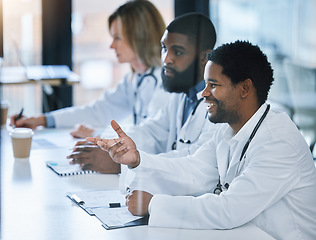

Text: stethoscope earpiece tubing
xmin=133 ymin=67 xmax=158 ymax=125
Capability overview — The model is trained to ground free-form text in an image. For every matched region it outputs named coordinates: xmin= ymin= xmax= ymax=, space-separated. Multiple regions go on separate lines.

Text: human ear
xmin=200 ymin=49 xmax=211 ymax=65
xmin=240 ymin=78 xmax=253 ymax=98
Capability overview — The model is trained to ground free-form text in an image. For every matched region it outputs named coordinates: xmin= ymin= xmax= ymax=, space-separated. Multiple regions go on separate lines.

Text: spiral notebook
xmin=46 ymin=161 xmax=96 ymax=176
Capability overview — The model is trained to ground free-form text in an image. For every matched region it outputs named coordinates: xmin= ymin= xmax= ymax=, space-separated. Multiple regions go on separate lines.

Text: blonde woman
xmin=11 ymin=0 xmax=169 ymax=138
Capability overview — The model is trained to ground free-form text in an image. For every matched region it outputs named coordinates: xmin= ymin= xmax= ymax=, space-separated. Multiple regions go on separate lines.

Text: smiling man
xmin=88 ymin=41 xmax=316 ymax=240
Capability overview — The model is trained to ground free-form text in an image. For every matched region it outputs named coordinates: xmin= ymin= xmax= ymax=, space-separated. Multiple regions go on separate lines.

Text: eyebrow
xmin=206 ymin=78 xmax=219 ymax=83
xmin=170 ymin=45 xmax=186 ymax=50
xmin=161 ymin=42 xmax=187 ymax=51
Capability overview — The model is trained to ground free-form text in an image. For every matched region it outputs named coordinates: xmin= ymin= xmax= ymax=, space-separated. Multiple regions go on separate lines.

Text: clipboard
xmin=67 ymin=193 xmax=95 ymax=215
xmin=67 ymin=189 xmax=148 ymax=229
xmin=95 ymin=207 xmax=149 ymax=230
xmin=93 ymin=206 xmax=149 ymax=230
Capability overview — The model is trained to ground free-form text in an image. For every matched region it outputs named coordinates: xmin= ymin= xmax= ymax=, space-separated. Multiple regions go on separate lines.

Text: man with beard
xmin=68 ymin=13 xmax=218 ymax=178
xmin=88 ymin=41 xmax=316 ymax=240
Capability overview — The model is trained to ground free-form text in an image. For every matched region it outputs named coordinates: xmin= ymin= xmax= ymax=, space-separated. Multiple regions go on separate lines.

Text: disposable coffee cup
xmin=1 ymin=100 xmax=9 ymax=126
xmin=10 ymin=128 xmax=34 ymax=161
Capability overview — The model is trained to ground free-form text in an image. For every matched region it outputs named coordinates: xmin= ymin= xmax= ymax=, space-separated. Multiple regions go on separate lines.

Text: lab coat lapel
xmin=176 ymin=94 xmax=186 ymax=135
xmin=177 ymin=91 xmax=207 ymax=141
xmin=131 ymin=72 xmax=138 ymax=89
xmin=216 ymin=126 xmax=235 ymax=182
xmin=216 ymin=139 xmax=230 ymax=180
xmin=191 ymin=91 xmax=208 ymax=133
xmin=225 ymin=140 xmax=246 ymax=185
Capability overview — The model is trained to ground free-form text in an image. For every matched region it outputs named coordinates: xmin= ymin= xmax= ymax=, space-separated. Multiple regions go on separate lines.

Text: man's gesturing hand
xmin=86 ymin=120 xmax=140 ymax=168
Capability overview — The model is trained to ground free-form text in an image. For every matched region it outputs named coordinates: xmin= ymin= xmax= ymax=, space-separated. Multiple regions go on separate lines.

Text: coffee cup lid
xmin=1 ymin=100 xmax=9 ymax=108
xmin=10 ymin=128 xmax=34 ymax=138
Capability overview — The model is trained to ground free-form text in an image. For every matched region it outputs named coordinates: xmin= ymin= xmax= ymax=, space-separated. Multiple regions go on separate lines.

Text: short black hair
xmin=166 ymin=12 xmax=217 ymax=53
xmin=207 ymin=40 xmax=274 ymax=105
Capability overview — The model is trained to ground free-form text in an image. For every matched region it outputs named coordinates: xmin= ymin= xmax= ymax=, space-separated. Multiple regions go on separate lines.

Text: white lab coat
xmin=125 ymin=90 xmax=216 ymax=155
xmin=118 ymin=90 xmax=219 ymax=193
xmin=132 ymin=104 xmax=316 ymax=240
xmin=49 ymin=67 xmax=170 ymax=128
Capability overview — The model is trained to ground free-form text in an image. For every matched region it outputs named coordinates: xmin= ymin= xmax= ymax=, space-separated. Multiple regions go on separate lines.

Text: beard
xmin=207 ymin=100 xmax=240 ymax=125
xmin=161 ymin=57 xmax=200 ymax=93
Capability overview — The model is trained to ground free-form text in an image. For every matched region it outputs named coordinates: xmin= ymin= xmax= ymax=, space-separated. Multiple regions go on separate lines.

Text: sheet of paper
xmin=92 ymin=206 xmax=143 ymax=227
xmin=68 ymin=189 xmax=126 ymax=208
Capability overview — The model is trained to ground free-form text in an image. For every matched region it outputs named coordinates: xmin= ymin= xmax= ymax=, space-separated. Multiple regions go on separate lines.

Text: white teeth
xmin=209 ymin=103 xmax=215 ymax=107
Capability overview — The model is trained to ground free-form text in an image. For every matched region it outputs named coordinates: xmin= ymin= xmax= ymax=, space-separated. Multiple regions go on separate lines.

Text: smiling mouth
xmin=207 ymin=102 xmax=216 ymax=111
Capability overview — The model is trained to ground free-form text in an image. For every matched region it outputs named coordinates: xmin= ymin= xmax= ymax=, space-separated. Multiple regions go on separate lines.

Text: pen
xmin=13 ymin=108 xmax=24 ymax=128
xmin=109 ymin=202 xmax=121 ymax=208
xmin=15 ymin=108 xmax=24 ymax=122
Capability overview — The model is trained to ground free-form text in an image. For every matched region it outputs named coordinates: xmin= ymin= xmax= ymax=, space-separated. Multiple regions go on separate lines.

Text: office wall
xmin=210 ymin=0 xmax=316 ymax=67
xmin=210 ymin=0 xmax=316 ymax=151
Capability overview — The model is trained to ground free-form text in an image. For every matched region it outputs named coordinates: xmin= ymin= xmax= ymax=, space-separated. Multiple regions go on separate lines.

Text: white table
xmin=1 ymin=128 xmax=275 ymax=240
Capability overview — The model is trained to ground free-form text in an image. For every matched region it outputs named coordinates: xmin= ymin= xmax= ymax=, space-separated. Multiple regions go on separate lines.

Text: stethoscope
xmin=172 ymin=97 xmax=207 ymax=150
xmin=213 ymin=104 xmax=270 ymax=195
xmin=133 ymin=67 xmax=158 ymax=125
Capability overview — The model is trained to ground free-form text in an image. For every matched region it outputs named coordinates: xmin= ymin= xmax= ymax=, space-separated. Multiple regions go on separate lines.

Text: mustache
xmin=204 ymin=96 xmax=219 ymax=104
xmin=163 ymin=66 xmax=176 ymax=74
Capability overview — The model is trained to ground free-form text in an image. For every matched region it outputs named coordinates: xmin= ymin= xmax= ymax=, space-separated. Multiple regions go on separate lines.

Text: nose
xmin=110 ymin=39 xmax=115 ymax=49
xmin=161 ymin=50 xmax=174 ymax=65
xmin=202 ymin=84 xmax=210 ymax=98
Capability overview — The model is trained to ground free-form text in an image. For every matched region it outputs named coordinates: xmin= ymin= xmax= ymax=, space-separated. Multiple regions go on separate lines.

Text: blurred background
xmin=0 ymin=0 xmax=315 ymax=156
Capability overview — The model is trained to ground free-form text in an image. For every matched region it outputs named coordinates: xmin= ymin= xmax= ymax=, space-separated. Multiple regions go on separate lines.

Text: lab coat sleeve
xmin=129 ymin=139 xmax=219 ymax=196
xmin=50 ymin=75 xmax=134 ymax=128
xmin=148 ymin=119 xmax=303 ymax=229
